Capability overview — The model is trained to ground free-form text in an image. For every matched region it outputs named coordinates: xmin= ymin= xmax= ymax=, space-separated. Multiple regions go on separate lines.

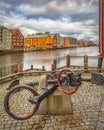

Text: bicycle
xmin=4 ymin=68 xmax=82 ymax=120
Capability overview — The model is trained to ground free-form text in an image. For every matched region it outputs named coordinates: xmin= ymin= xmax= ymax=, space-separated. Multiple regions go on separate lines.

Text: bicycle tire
xmin=4 ymin=85 xmax=39 ymax=120
xmin=57 ymin=68 xmax=79 ymax=95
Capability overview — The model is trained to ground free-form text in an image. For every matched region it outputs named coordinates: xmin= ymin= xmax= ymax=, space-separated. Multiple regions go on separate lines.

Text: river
xmin=0 ymin=46 xmax=99 ymax=76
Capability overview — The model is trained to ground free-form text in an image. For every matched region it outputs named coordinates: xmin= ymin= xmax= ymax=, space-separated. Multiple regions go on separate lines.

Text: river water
xmin=0 ymin=47 xmax=99 ymax=76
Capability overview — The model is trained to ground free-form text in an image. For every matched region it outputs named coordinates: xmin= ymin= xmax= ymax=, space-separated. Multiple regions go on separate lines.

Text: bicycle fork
xmin=28 ymin=83 xmax=58 ymax=105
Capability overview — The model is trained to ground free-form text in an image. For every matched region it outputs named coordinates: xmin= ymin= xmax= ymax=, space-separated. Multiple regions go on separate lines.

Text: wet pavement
xmin=0 ymin=75 xmax=104 ymax=130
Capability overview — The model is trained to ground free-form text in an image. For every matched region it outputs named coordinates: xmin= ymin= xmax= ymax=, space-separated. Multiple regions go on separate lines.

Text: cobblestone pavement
xmin=0 ymin=75 xmax=104 ymax=130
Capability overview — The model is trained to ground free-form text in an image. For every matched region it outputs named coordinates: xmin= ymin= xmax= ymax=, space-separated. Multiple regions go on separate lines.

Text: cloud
xmin=0 ymin=0 xmax=98 ymax=42
xmin=0 ymin=1 xmax=12 ymax=10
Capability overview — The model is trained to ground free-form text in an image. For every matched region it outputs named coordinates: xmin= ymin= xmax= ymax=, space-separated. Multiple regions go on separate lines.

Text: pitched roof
xmin=26 ymin=34 xmax=48 ymax=38
xmin=9 ymin=29 xmax=18 ymax=34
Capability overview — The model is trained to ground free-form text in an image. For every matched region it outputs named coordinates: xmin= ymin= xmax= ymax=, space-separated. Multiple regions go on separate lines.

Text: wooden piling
xmin=84 ymin=55 xmax=88 ymax=72
xmin=51 ymin=59 xmax=57 ymax=71
xmin=30 ymin=65 xmax=33 ymax=70
xmin=53 ymin=59 xmax=57 ymax=69
xmin=66 ymin=55 xmax=70 ymax=68
xmin=42 ymin=66 xmax=46 ymax=71
xmin=97 ymin=56 xmax=103 ymax=71
xmin=17 ymin=64 xmax=22 ymax=72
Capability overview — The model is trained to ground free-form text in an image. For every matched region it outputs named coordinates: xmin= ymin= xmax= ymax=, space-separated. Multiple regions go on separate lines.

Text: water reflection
xmin=0 ymin=47 xmax=99 ymax=76
xmin=23 ymin=47 xmax=99 ymax=70
xmin=0 ymin=53 xmax=24 ymax=76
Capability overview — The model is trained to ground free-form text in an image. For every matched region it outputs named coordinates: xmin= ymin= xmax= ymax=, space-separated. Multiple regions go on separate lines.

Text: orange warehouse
xmin=24 ymin=34 xmax=53 ymax=49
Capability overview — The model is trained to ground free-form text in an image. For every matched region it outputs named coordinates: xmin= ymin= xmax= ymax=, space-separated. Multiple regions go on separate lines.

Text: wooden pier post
xmin=14 ymin=65 xmax=18 ymax=73
xmin=66 ymin=55 xmax=70 ymax=68
xmin=102 ymin=58 xmax=104 ymax=69
xmin=53 ymin=59 xmax=57 ymax=69
xmin=42 ymin=66 xmax=46 ymax=71
xmin=51 ymin=59 xmax=57 ymax=71
xmin=84 ymin=55 xmax=88 ymax=72
xmin=97 ymin=56 xmax=103 ymax=71
xmin=17 ymin=63 xmax=22 ymax=72
xmin=0 ymin=68 xmax=2 ymax=77
xmin=30 ymin=65 xmax=33 ymax=70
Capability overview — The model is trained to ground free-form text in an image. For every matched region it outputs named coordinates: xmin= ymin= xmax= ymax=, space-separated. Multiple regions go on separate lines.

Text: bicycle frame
xmin=4 ymin=68 xmax=82 ymax=120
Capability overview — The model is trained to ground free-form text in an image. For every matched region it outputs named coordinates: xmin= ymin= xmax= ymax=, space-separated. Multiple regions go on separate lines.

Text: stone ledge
xmin=91 ymin=72 xmax=104 ymax=85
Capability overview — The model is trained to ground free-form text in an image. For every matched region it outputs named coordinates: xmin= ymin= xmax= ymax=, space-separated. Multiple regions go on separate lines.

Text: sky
xmin=0 ymin=0 xmax=98 ymax=43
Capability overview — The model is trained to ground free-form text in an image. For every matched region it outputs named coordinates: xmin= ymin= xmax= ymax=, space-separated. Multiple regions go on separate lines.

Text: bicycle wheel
xmin=4 ymin=85 xmax=39 ymax=120
xmin=57 ymin=68 xmax=79 ymax=95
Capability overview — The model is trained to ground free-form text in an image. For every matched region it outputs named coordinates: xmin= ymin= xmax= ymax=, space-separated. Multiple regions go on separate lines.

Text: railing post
xmin=30 ymin=65 xmax=33 ymax=70
xmin=42 ymin=66 xmax=46 ymax=71
xmin=53 ymin=59 xmax=57 ymax=68
xmin=14 ymin=65 xmax=18 ymax=73
xmin=66 ymin=55 xmax=70 ymax=68
xmin=52 ymin=59 xmax=57 ymax=71
xmin=51 ymin=64 xmax=56 ymax=71
xmin=84 ymin=55 xmax=88 ymax=72
xmin=0 ymin=68 xmax=2 ymax=77
xmin=17 ymin=63 xmax=22 ymax=72
xmin=97 ymin=55 xmax=103 ymax=72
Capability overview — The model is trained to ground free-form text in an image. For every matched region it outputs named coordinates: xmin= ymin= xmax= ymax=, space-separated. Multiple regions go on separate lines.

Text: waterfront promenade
xmin=0 ymin=72 xmax=104 ymax=130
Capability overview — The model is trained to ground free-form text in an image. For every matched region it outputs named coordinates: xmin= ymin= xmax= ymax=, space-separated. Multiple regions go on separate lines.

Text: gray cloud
xmin=0 ymin=0 xmax=98 ymax=42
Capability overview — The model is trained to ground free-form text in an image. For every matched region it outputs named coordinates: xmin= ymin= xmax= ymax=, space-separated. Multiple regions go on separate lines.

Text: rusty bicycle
xmin=4 ymin=68 xmax=82 ymax=120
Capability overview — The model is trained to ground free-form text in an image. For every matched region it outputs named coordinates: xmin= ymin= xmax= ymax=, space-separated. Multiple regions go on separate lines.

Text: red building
xmin=9 ymin=29 xmax=24 ymax=51
xmin=99 ymin=0 xmax=104 ymax=58
xmin=77 ymin=39 xmax=86 ymax=46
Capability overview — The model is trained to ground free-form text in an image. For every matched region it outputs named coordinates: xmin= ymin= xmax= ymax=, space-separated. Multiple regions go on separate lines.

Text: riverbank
xmin=0 ymin=50 xmax=24 ymax=56
xmin=0 ymin=48 xmax=65 ymax=56
xmin=0 ymin=46 xmax=86 ymax=56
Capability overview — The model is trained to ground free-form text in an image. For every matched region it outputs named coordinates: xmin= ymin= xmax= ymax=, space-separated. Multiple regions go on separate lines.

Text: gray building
xmin=0 ymin=25 xmax=12 ymax=50
xmin=69 ymin=37 xmax=77 ymax=47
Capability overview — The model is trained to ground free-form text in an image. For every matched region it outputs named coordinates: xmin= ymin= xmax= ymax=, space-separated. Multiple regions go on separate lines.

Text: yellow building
xmin=24 ymin=38 xmax=33 ymax=46
xmin=24 ymin=34 xmax=53 ymax=49
xmin=24 ymin=34 xmax=72 ymax=49
xmin=65 ymin=37 xmax=70 ymax=47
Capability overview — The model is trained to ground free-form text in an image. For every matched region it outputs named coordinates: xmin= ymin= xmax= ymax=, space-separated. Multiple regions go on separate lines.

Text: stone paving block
xmin=0 ymin=75 xmax=104 ymax=130
xmin=96 ymin=122 xmax=104 ymax=130
xmin=91 ymin=72 xmax=104 ymax=85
